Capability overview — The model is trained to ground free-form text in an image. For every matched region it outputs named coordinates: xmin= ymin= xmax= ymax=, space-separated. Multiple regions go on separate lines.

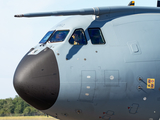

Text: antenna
xmin=128 ymin=1 xmax=135 ymax=6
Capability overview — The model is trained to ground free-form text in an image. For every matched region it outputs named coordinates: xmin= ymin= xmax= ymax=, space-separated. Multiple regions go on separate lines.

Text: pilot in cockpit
xmin=72 ymin=33 xmax=80 ymax=45
xmin=55 ymin=32 xmax=65 ymax=42
xmin=71 ymin=30 xmax=86 ymax=45
xmin=49 ymin=31 xmax=67 ymax=43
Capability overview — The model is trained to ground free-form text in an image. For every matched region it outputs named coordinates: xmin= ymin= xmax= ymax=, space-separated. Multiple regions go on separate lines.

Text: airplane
xmin=13 ymin=1 xmax=160 ymax=120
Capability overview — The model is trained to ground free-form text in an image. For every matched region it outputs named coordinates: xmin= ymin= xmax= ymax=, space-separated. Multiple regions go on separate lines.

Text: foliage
xmin=0 ymin=96 xmax=44 ymax=116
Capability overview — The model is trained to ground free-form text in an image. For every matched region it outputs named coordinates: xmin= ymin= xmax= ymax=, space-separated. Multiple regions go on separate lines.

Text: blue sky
xmin=0 ymin=0 xmax=157 ymax=99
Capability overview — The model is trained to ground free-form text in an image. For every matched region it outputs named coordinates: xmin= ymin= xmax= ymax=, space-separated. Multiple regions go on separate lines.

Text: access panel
xmin=79 ymin=71 xmax=96 ymax=102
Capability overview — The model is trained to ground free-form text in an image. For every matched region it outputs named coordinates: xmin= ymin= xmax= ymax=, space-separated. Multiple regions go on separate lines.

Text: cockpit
xmin=39 ymin=28 xmax=106 ymax=45
xmin=39 ymin=30 xmax=69 ymax=44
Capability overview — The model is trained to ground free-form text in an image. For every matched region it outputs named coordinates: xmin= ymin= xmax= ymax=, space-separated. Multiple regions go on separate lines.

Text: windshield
xmin=49 ymin=30 xmax=69 ymax=43
xmin=39 ymin=31 xmax=54 ymax=44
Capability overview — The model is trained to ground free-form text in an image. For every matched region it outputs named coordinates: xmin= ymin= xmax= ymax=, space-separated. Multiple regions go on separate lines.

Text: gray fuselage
xmin=14 ymin=6 xmax=160 ymax=120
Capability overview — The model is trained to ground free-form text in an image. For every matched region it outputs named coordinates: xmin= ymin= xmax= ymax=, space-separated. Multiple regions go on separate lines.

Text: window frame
xmin=69 ymin=28 xmax=88 ymax=45
xmin=39 ymin=30 xmax=55 ymax=44
xmin=88 ymin=28 xmax=106 ymax=45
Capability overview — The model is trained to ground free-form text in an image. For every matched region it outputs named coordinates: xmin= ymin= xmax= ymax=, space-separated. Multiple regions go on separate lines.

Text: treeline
xmin=0 ymin=95 xmax=44 ymax=116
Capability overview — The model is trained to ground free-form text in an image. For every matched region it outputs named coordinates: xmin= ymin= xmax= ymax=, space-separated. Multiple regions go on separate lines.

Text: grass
xmin=0 ymin=116 xmax=58 ymax=120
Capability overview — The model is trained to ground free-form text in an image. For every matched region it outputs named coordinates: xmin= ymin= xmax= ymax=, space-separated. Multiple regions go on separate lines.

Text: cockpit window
xmin=88 ymin=28 xmax=105 ymax=44
xmin=39 ymin=31 xmax=55 ymax=44
xmin=69 ymin=29 xmax=87 ymax=45
xmin=49 ymin=30 xmax=69 ymax=43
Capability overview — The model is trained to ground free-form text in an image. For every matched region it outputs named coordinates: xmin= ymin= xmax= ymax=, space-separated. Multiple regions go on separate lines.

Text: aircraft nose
xmin=13 ymin=48 xmax=60 ymax=110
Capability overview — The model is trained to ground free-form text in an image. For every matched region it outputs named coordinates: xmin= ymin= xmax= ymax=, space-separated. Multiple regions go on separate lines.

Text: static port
xmin=139 ymin=77 xmax=142 ymax=81
xmin=138 ymin=86 xmax=142 ymax=89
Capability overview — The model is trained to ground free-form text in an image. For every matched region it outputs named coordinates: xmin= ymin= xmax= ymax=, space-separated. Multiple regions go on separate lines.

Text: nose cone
xmin=13 ymin=48 xmax=60 ymax=110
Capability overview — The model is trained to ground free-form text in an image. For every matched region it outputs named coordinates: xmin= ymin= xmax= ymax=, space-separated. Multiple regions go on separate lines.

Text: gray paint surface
xmin=14 ymin=5 xmax=160 ymax=120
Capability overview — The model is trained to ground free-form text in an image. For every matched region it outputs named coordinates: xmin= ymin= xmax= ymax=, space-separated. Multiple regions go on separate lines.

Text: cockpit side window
xmin=88 ymin=28 xmax=105 ymax=44
xmin=39 ymin=31 xmax=55 ymax=44
xmin=69 ymin=29 xmax=87 ymax=45
xmin=49 ymin=30 xmax=69 ymax=43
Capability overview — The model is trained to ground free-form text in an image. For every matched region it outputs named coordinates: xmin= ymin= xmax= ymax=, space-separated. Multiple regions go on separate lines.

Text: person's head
xmin=56 ymin=32 xmax=65 ymax=40
xmin=72 ymin=33 xmax=79 ymax=40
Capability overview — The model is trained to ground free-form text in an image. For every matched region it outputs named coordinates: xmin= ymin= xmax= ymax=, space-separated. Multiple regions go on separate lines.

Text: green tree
xmin=0 ymin=98 xmax=14 ymax=116
xmin=0 ymin=109 xmax=5 ymax=116
xmin=5 ymin=98 xmax=14 ymax=114
xmin=13 ymin=95 xmax=29 ymax=114
xmin=14 ymin=104 xmax=22 ymax=114
xmin=23 ymin=106 xmax=31 ymax=115
xmin=0 ymin=95 xmax=44 ymax=116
